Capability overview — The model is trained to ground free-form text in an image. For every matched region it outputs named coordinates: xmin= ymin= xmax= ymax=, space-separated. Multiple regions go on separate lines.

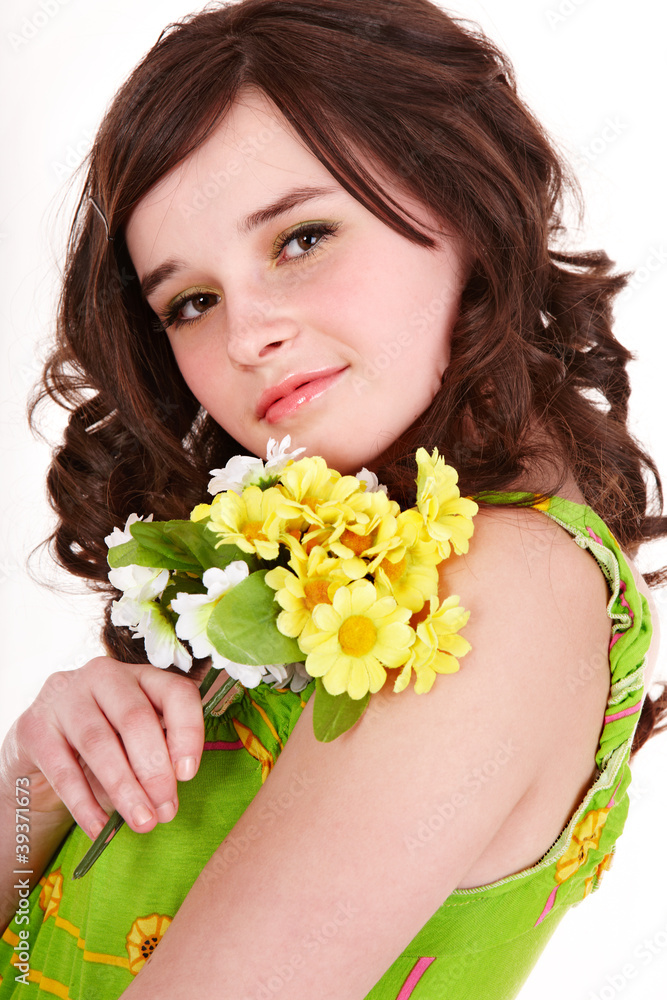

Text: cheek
xmin=167 ymin=337 xmax=232 ymax=412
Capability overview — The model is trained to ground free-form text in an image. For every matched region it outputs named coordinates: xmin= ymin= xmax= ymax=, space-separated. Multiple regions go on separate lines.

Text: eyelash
xmin=157 ymin=221 xmax=341 ymax=331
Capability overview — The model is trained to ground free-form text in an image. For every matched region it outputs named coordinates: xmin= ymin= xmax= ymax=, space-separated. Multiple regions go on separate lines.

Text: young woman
xmin=1 ymin=1 xmax=665 ymax=997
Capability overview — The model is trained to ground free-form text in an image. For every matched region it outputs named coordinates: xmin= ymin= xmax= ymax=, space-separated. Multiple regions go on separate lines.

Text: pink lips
xmin=257 ymin=367 xmax=348 ymax=424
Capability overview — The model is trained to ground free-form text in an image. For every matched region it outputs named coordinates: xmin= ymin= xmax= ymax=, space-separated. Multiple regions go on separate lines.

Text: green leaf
xmin=312 ymin=679 xmax=370 ymax=742
xmin=107 ymin=538 xmax=182 ymax=571
xmin=107 ymin=530 xmax=199 ymax=573
xmin=207 ymin=570 xmax=305 ymax=666
xmin=165 ymin=520 xmax=254 ymax=572
xmin=107 ymin=521 xmax=257 ymax=575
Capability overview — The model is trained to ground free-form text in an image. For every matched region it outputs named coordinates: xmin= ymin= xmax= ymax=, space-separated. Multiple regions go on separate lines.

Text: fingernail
xmin=156 ymin=799 xmax=177 ymax=823
xmin=175 ymin=756 xmax=197 ymax=781
xmin=131 ymin=803 xmax=153 ymax=827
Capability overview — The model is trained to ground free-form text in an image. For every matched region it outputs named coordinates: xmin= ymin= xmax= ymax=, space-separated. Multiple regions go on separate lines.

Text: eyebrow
xmin=139 ymin=184 xmax=339 ymax=300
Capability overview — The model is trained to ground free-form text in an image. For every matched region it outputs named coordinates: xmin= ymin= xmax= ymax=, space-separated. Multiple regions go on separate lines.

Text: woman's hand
xmin=0 ymin=658 xmax=206 ymax=840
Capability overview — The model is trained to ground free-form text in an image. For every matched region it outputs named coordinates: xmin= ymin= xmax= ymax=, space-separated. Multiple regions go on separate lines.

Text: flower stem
xmin=72 ymin=667 xmax=241 ymax=879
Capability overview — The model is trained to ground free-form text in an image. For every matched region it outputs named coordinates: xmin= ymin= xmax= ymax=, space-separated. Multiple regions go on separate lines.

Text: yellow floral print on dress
xmin=583 ymin=850 xmax=614 ymax=898
xmin=126 ymin=913 xmax=172 ymax=976
xmin=38 ymin=869 xmax=64 ymax=921
xmin=555 ymin=807 xmax=610 ymax=884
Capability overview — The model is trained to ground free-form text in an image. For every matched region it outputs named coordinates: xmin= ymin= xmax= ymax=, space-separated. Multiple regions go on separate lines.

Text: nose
xmin=225 ymin=289 xmax=299 ymax=368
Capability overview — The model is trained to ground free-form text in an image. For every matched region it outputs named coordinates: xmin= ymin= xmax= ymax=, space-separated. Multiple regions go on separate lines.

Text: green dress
xmin=0 ymin=495 xmax=652 ymax=999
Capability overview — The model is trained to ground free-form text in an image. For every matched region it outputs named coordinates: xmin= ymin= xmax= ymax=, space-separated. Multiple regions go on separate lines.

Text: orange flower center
xmin=340 ymin=528 xmax=372 ymax=555
xmin=381 ymin=555 xmax=407 ymax=583
xmin=339 ymin=615 xmax=377 ymax=656
xmin=303 ymin=579 xmax=333 ymax=610
xmin=243 ymin=521 xmax=267 ymax=544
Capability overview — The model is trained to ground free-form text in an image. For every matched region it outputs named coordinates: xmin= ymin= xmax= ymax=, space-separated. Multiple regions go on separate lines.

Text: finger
xmin=33 ymin=727 xmax=111 ymax=840
xmin=86 ymin=681 xmax=180 ymax=826
xmin=56 ymin=696 xmax=162 ymax=834
xmin=134 ymin=665 xmax=206 ymax=783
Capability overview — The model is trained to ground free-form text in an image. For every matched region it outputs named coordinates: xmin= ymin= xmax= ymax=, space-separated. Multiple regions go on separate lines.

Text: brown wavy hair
xmin=32 ymin=0 xmax=666 ymax=748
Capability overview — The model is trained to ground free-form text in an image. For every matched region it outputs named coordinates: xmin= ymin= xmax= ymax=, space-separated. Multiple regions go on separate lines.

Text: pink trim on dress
xmin=534 ymin=886 xmax=558 ymax=926
xmin=618 ymin=580 xmax=634 ymax=620
xmin=607 ymin=778 xmax=623 ymax=809
xmin=395 ymin=957 xmax=436 ymax=999
xmin=603 ymin=704 xmax=641 ymax=726
xmin=587 ymin=527 xmax=604 ymax=546
xmin=203 ymin=739 xmax=245 ymax=750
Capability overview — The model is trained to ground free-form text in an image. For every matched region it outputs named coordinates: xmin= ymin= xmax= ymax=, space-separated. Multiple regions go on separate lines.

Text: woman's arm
xmin=122 ymin=507 xmax=612 ymax=999
xmin=0 ymin=659 xmax=207 ymax=933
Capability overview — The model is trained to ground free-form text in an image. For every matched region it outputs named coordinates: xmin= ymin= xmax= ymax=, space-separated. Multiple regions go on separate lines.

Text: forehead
xmin=126 ymin=88 xmax=341 ymax=236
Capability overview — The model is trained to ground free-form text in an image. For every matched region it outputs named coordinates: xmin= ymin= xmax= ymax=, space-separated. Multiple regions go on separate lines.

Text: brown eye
xmin=161 ymin=289 xmax=221 ymax=330
xmin=179 ymin=292 xmax=219 ymax=320
xmin=271 ymin=222 xmax=341 ymax=263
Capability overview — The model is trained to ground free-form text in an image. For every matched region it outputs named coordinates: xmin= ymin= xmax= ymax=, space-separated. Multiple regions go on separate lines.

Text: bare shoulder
xmin=440 ymin=502 xmax=614 ymax=886
xmin=440 ymin=501 xmax=613 ymax=761
xmin=443 ymin=501 xmax=610 ymax=613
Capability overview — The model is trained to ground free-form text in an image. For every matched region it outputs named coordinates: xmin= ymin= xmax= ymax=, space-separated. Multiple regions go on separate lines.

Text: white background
xmin=1 ymin=1 xmax=666 ymax=997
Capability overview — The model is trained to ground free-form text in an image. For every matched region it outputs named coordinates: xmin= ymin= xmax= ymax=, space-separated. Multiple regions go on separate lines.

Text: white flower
xmin=222 ymin=660 xmax=268 ymax=688
xmin=208 ymin=455 xmax=265 ymax=496
xmin=111 ymin=598 xmax=192 ymax=671
xmin=110 ymin=595 xmax=145 ymax=629
xmin=135 ymin=604 xmax=192 ymax=670
xmin=356 ymin=468 xmax=388 ymax=494
xmin=108 ymin=564 xmax=169 ymax=603
xmin=261 ymin=661 xmax=312 ymax=693
xmin=264 ymin=436 xmax=306 ymax=475
xmin=171 ymin=562 xmax=249 ymax=661
xmin=207 ymin=436 xmax=306 ymax=496
xmin=220 ymin=658 xmax=310 ymax=689
xmin=105 ymin=513 xmax=153 ymax=549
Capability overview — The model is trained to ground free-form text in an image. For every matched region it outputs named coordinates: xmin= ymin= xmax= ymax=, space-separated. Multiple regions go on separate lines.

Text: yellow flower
xmin=265 ymin=547 xmax=348 ymax=638
xmin=374 ymin=510 xmax=440 ymax=611
xmin=394 ymin=594 xmax=471 ymax=694
xmin=555 ymin=808 xmax=610 ymax=884
xmin=298 ymin=580 xmax=414 ymax=699
xmin=207 ymin=485 xmax=285 ymax=560
xmin=126 ymin=913 xmax=172 ymax=976
xmin=414 ymin=447 xmax=478 ymax=558
xmin=39 ymin=869 xmax=63 ymax=921
xmin=277 ymin=456 xmax=363 ymax=527
xmin=327 ymin=492 xmax=404 ymax=579
xmin=190 ymin=502 xmax=212 ymax=522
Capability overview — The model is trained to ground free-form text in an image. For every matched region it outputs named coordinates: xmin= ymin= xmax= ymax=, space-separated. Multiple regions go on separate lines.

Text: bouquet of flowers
xmin=74 ymin=439 xmax=477 ymax=877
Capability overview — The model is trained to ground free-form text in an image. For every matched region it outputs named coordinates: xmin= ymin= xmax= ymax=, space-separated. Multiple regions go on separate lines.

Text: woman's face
xmin=125 ymin=88 xmax=469 ymax=475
